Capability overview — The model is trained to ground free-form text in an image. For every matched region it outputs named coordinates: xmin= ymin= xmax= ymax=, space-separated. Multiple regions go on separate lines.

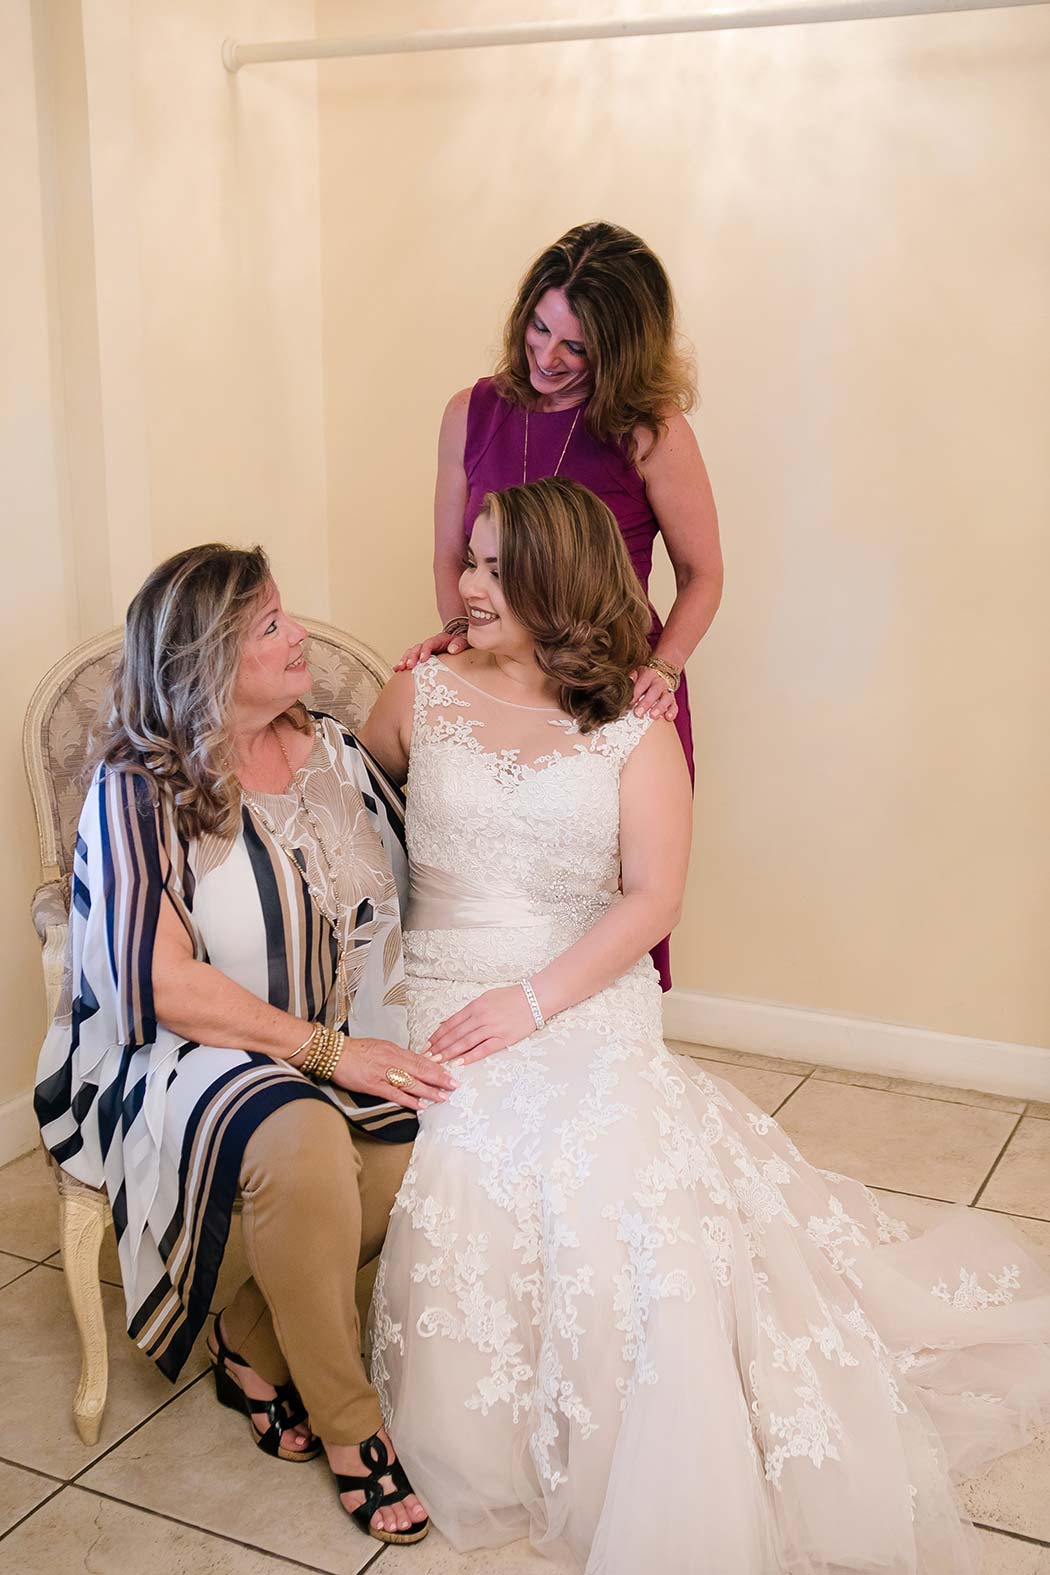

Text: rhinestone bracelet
xmin=519 ymin=977 xmax=546 ymax=1032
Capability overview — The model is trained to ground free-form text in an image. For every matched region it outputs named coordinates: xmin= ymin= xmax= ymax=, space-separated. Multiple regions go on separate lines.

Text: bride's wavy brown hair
xmin=94 ymin=543 xmax=297 ymax=839
xmin=493 ymin=220 xmax=697 ymax=463
xmin=483 ymin=478 xmax=652 ymax=732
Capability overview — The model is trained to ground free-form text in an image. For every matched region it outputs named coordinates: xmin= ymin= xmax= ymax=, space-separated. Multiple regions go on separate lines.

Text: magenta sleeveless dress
xmin=463 ymin=377 xmax=694 ymax=990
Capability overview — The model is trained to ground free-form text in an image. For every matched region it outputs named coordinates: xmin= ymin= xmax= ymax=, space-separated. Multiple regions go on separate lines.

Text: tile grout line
xmin=976 ymin=1201 xmax=1050 ymax=1226
xmin=807 ymin=1079 xmax=1025 ymax=1115
xmin=69 ymin=1367 xmax=210 ymax=1484
xmin=0 ymin=1481 xmax=66 ymax=1546
xmin=806 ymin=1079 xmax=1025 ymax=1115
xmin=770 ymin=1066 xmax=817 ymax=1117
xmin=974 ymin=1521 xmax=1050 ymax=1549
xmin=37 ymin=1257 xmax=123 ymax=1289
xmin=63 ymin=1482 xmax=343 ymax=1572
xmin=874 ymin=1184 xmax=957 ymax=1205
xmin=872 ymin=1184 xmax=1050 ymax=1225
xmin=683 ymin=1054 xmax=817 ymax=1082
xmin=0 ymin=1262 xmax=44 ymax=1294
xmin=970 ymin=1111 xmax=1026 ymax=1207
xmin=0 ymin=1456 xmax=66 ymax=1485
xmin=0 ymin=1248 xmax=53 ymax=1269
xmin=679 ymin=1050 xmax=1027 ymax=1116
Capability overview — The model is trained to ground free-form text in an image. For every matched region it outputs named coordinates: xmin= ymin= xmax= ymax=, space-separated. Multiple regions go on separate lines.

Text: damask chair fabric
xmin=22 ymin=618 xmax=392 ymax=1443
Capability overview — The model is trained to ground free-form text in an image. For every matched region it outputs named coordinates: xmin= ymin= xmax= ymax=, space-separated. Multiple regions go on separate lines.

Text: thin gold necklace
xmin=522 ymin=403 xmax=582 ymax=485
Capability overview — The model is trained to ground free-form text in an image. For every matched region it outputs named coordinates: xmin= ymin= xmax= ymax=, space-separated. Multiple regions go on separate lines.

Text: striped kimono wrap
xmin=35 ymin=714 xmax=416 ymax=1381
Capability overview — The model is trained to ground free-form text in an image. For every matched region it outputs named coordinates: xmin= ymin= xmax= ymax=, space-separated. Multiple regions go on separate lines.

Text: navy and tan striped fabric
xmin=35 ymin=714 xmax=415 ymax=1380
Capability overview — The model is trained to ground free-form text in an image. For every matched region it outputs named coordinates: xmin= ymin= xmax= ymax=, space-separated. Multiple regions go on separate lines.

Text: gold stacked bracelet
xmin=291 ymin=1023 xmax=345 ymax=1083
xmin=645 ymin=657 xmax=682 ymax=694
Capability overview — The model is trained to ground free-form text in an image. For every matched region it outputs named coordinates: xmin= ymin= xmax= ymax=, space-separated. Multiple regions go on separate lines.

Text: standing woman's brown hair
xmin=494 ymin=221 xmax=696 ymax=462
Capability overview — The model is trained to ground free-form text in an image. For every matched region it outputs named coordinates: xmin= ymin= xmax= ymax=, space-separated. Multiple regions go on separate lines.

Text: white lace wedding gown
xmin=371 ymin=658 xmax=1050 ymax=1574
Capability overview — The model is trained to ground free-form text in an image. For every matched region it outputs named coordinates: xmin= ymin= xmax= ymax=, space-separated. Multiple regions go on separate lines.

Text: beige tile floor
xmin=1 ymin=1047 xmax=1048 ymax=1573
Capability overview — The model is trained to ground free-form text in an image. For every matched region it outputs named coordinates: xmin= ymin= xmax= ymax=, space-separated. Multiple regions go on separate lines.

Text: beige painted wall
xmin=318 ymin=0 xmax=1050 ymax=1046
xmin=5 ymin=0 xmax=1048 ymax=1117
xmin=3 ymin=0 xmax=327 ymax=1109
xmin=1 ymin=1 xmax=79 ymax=1107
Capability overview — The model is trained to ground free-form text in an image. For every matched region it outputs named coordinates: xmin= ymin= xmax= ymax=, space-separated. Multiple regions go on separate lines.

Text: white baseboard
xmin=663 ymin=989 xmax=1050 ymax=1103
xmin=0 ymin=1091 xmax=40 ymax=1169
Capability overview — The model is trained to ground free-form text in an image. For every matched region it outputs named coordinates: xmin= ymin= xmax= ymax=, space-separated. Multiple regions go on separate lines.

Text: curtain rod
xmin=222 ymin=0 xmax=1049 ymax=71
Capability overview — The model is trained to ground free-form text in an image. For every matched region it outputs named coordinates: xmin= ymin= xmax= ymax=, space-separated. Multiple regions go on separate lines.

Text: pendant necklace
xmin=522 ymin=403 xmax=582 ymax=485
xmin=244 ymin=722 xmax=351 ymax=1025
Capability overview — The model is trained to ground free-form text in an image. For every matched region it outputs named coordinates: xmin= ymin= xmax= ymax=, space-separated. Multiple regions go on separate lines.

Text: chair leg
xmin=60 ymin=1187 xmax=110 ymax=1445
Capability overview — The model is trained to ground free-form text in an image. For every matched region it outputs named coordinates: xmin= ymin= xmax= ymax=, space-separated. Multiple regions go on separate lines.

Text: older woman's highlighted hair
xmin=94 ymin=543 xmax=280 ymax=838
xmin=483 ymin=478 xmax=653 ymax=733
xmin=494 ymin=220 xmax=696 ymax=463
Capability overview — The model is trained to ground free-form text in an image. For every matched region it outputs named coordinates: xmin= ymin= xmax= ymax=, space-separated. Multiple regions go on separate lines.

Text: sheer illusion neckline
xmin=243 ymin=723 xmax=326 ymax=802
xmin=434 ymin=658 xmax=571 ymax=719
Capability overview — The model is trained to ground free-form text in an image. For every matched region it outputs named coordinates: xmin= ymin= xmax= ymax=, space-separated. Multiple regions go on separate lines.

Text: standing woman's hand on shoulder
xmin=631 ymin=662 xmax=680 ymax=723
xmin=394 ymin=625 xmax=467 ymax=673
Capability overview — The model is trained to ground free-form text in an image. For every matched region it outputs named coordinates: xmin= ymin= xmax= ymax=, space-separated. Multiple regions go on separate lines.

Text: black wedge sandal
xmin=335 ymin=1432 xmax=430 ymax=1545
xmin=209 ymin=1312 xmax=321 ymax=1463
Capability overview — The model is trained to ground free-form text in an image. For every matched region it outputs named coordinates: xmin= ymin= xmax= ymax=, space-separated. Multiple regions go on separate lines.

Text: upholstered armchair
xmin=23 ymin=619 xmax=391 ymax=1444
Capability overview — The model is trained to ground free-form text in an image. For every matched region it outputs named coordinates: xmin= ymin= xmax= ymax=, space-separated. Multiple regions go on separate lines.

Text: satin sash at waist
xmin=405 ymin=862 xmax=547 ymax=931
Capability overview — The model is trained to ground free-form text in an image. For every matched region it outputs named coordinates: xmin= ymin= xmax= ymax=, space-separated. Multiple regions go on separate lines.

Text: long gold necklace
xmin=247 ymin=722 xmax=351 ymax=1024
xmin=522 ymin=403 xmax=582 ymax=485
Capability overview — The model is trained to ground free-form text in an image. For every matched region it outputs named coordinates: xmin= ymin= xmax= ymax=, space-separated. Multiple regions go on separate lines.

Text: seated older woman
xmin=34 ymin=544 xmax=453 ymax=1544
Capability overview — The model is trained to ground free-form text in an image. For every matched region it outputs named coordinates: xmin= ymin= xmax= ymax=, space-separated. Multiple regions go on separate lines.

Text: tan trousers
xmin=222 ymin=1097 xmax=410 ymax=1446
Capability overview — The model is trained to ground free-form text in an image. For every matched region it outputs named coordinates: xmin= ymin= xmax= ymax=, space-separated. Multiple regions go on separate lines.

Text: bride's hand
xmin=426 ymin=987 xmax=536 ymax=1066
xmin=394 ymin=628 xmax=468 ymax=672
xmin=334 ymin=1037 xmax=458 ymax=1111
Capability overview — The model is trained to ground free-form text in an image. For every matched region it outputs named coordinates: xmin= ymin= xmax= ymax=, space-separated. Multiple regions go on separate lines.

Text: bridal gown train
xmin=371 ymin=658 xmax=1050 ymax=1574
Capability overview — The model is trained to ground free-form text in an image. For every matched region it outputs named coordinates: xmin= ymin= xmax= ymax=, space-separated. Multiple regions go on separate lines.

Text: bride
xmin=359 ymin=477 xmax=1050 ymax=1574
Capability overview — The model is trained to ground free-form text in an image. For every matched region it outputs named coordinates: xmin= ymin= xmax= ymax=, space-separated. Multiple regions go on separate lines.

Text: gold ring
xmin=385 ymin=1066 xmax=413 ymax=1091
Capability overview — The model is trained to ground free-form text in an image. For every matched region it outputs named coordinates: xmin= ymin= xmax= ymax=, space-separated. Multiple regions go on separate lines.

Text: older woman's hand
xmin=631 ymin=665 xmax=679 ymax=722
xmin=334 ymin=1038 xmax=458 ymax=1112
xmin=424 ymin=986 xmax=536 ymax=1068
xmin=394 ymin=629 xmax=468 ymax=673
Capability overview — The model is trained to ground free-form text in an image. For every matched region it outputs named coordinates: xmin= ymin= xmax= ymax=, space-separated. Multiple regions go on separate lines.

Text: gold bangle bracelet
xmin=307 ymin=1028 xmax=343 ymax=1083
xmin=297 ymin=1023 xmax=329 ymax=1078
xmin=645 ymin=657 xmax=681 ymax=694
xmin=288 ymin=1026 xmax=316 ymax=1066
xmin=294 ymin=1025 xmax=344 ymax=1083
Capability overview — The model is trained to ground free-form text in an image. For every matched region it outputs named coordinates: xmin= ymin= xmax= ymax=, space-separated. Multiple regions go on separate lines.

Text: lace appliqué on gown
xmin=372 ymin=659 xmax=1050 ymax=1575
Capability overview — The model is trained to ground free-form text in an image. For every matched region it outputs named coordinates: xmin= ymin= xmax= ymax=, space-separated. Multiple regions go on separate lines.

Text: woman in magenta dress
xmin=399 ymin=221 xmax=722 ymax=988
